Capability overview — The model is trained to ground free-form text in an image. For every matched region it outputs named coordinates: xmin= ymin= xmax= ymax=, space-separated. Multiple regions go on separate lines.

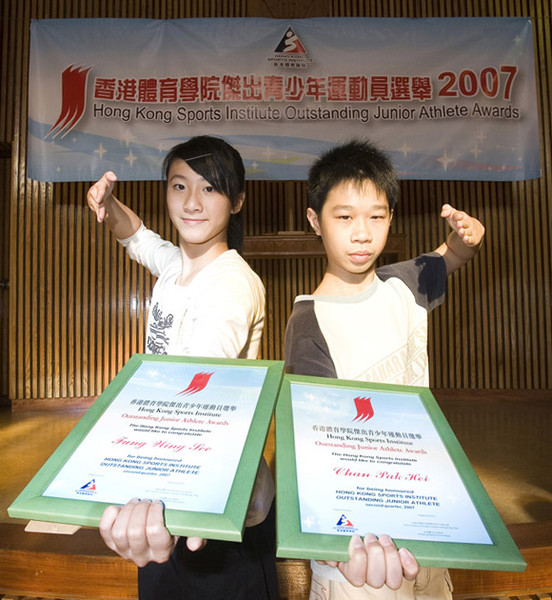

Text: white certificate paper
xmin=43 ymin=361 xmax=267 ymax=513
xmin=291 ymin=382 xmax=492 ymax=545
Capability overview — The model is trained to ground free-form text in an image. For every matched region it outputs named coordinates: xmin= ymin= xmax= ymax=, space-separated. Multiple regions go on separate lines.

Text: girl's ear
xmin=231 ymin=192 xmax=245 ymax=215
xmin=306 ymin=207 xmax=322 ymax=236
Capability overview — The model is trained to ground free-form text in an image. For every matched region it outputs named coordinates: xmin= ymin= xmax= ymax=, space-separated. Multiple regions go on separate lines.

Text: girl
xmin=87 ymin=136 xmax=277 ymax=600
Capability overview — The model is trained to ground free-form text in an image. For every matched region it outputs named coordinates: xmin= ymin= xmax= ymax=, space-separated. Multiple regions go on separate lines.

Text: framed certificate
xmin=275 ymin=374 xmax=526 ymax=571
xmin=9 ymin=354 xmax=285 ymax=542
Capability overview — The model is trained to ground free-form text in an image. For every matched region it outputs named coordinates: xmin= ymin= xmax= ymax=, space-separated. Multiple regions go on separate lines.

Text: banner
xmin=27 ymin=17 xmax=541 ymax=182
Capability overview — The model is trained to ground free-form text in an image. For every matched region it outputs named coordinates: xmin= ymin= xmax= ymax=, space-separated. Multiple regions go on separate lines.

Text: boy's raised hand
xmin=438 ymin=204 xmax=485 ymax=274
xmin=441 ymin=204 xmax=485 ymax=249
xmin=321 ymin=533 xmax=418 ymax=589
xmin=87 ymin=171 xmax=118 ymax=223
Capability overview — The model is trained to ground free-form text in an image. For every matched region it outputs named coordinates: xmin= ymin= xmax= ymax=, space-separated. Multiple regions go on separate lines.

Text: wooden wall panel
xmin=1 ymin=0 xmax=551 ymax=402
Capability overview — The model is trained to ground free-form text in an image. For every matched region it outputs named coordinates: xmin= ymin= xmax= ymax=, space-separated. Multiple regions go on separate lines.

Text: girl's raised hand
xmin=87 ymin=171 xmax=118 ymax=223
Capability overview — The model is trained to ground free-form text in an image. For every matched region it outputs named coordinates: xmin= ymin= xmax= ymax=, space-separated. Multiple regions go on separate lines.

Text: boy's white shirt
xmin=305 ymin=275 xmax=430 ymax=386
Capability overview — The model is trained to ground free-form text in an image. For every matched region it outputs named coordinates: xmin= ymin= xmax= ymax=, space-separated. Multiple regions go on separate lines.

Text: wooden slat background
xmin=1 ymin=0 xmax=551 ymax=402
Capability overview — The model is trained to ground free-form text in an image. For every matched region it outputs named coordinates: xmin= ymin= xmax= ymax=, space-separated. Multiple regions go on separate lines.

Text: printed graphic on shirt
xmin=146 ymin=302 xmax=174 ymax=355
xmin=361 ymin=323 xmax=428 ymax=385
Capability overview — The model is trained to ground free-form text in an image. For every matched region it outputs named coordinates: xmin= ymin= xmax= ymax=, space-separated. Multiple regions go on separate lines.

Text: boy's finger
xmin=379 ymin=534 xmax=403 ymax=590
xmin=364 ymin=534 xmax=386 ymax=588
xmin=440 ymin=203 xmax=453 ymax=217
xmin=339 ymin=534 xmax=368 ymax=587
xmin=399 ymin=547 xmax=419 ymax=581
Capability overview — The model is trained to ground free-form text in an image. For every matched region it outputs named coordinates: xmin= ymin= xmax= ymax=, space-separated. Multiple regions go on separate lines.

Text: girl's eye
xmin=174 ymin=183 xmax=185 ymax=191
xmin=204 ymin=185 xmax=215 ymax=193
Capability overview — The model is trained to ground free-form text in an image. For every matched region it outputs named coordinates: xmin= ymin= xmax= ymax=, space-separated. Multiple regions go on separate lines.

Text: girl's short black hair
xmin=163 ymin=136 xmax=245 ymax=252
xmin=307 ymin=139 xmax=400 ymax=215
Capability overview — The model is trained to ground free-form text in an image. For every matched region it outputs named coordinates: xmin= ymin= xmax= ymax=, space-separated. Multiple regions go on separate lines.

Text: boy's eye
xmin=337 ymin=214 xmax=352 ymax=220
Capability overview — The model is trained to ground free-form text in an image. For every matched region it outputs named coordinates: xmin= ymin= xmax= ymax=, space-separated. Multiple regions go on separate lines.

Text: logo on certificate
xmin=334 ymin=514 xmax=357 ymax=534
xmin=177 ymin=372 xmax=214 ymax=396
xmin=353 ymin=396 xmax=374 ymax=423
xmin=76 ymin=478 xmax=97 ymax=496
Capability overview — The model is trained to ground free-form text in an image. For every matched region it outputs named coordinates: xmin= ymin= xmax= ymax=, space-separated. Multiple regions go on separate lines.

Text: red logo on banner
xmin=47 ymin=64 xmax=91 ymax=140
xmin=177 ymin=372 xmax=214 ymax=396
xmin=352 ymin=396 xmax=374 ymax=423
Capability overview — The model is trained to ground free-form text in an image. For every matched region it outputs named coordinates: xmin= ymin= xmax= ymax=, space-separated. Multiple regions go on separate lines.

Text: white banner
xmin=28 ymin=17 xmax=541 ymax=182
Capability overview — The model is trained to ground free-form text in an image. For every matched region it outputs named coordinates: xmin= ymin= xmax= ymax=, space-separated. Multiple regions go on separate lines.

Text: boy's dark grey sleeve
xmin=377 ymin=252 xmax=447 ymax=312
xmin=284 ymin=300 xmax=337 ymax=379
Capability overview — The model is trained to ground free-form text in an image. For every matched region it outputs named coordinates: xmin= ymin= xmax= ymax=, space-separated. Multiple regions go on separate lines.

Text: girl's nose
xmin=183 ymin=191 xmax=202 ymax=211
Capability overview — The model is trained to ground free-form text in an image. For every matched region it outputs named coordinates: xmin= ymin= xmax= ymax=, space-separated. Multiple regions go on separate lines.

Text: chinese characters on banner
xmin=27 ymin=17 xmax=541 ymax=182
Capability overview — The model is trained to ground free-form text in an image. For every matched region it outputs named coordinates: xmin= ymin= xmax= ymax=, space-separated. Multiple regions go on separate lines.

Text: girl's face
xmin=166 ymin=159 xmax=242 ymax=251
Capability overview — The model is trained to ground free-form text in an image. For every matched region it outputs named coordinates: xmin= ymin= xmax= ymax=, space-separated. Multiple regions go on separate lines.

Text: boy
xmin=284 ymin=139 xmax=485 ymax=599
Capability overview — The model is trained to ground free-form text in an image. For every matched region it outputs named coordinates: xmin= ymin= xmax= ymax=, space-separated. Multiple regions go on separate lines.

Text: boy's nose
xmin=352 ymin=221 xmax=373 ymax=242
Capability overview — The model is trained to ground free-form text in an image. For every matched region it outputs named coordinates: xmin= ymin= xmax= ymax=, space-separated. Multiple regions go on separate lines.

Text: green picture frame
xmin=9 ymin=354 xmax=285 ymax=542
xmin=275 ymin=373 xmax=526 ymax=572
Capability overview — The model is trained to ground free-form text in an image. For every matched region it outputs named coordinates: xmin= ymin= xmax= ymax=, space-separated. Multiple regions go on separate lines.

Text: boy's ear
xmin=306 ymin=207 xmax=322 ymax=236
xmin=231 ymin=192 xmax=245 ymax=214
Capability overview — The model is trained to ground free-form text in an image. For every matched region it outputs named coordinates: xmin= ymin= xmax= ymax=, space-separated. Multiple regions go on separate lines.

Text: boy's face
xmin=307 ymin=180 xmax=393 ymax=286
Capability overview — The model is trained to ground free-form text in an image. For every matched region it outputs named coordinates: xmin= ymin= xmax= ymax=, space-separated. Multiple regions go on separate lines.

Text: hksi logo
xmin=274 ymin=27 xmax=307 ymax=54
xmin=176 ymin=372 xmax=214 ymax=396
xmin=76 ymin=479 xmax=97 ymax=496
xmin=47 ymin=64 xmax=91 ymax=140
xmin=353 ymin=396 xmax=374 ymax=423
xmin=336 ymin=514 xmax=354 ymax=528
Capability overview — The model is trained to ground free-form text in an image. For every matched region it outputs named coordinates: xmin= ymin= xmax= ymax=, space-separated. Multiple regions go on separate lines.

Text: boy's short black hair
xmin=307 ymin=139 xmax=400 ymax=214
xmin=162 ymin=135 xmax=245 ymax=252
